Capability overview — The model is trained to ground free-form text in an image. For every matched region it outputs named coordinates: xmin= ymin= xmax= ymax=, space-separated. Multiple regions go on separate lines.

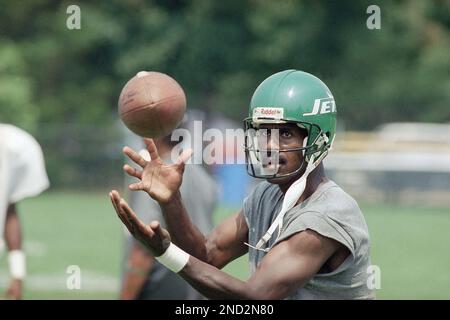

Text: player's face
xmin=258 ymin=123 xmax=307 ymax=185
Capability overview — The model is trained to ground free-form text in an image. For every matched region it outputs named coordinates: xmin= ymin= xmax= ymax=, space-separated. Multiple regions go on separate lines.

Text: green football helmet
xmin=244 ymin=69 xmax=337 ymax=179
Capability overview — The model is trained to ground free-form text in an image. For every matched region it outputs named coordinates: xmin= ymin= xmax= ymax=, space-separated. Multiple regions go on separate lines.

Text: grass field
xmin=0 ymin=191 xmax=449 ymax=299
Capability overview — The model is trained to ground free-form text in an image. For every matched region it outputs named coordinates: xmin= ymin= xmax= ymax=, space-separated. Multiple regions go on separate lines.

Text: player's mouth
xmin=262 ymin=156 xmax=287 ymax=169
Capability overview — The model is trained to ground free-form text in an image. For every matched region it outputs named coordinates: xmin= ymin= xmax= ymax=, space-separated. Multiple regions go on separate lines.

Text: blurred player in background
xmin=120 ymin=112 xmax=219 ymax=300
xmin=0 ymin=124 xmax=50 ymax=299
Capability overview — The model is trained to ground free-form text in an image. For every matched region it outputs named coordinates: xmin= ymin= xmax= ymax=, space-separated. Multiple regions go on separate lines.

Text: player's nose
xmin=265 ymin=130 xmax=280 ymax=151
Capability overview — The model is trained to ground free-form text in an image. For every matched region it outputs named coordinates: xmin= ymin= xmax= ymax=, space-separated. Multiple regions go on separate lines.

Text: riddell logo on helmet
xmin=253 ymin=107 xmax=284 ymax=120
xmin=303 ymin=98 xmax=336 ymax=116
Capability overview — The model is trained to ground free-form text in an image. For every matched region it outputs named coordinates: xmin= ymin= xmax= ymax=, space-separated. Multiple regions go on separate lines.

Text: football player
xmin=0 ymin=124 xmax=50 ymax=299
xmin=110 ymin=70 xmax=374 ymax=299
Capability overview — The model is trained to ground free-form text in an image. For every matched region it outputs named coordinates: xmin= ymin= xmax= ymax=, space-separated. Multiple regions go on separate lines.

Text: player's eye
xmin=280 ymin=129 xmax=292 ymax=138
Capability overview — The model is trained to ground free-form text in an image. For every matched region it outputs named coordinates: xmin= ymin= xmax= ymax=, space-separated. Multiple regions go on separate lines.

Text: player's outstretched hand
xmin=109 ymin=190 xmax=171 ymax=256
xmin=122 ymin=138 xmax=192 ymax=204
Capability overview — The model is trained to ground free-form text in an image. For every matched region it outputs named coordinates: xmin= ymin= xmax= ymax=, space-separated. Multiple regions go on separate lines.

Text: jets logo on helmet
xmin=303 ymin=97 xmax=336 ymax=116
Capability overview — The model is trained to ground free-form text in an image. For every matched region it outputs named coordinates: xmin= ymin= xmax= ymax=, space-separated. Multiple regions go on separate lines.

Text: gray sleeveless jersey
xmin=243 ymin=180 xmax=375 ymax=299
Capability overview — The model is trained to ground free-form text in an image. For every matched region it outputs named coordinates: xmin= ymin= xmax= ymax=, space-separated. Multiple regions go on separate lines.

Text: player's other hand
xmin=109 ymin=190 xmax=171 ymax=256
xmin=6 ymin=279 xmax=22 ymax=300
xmin=122 ymin=138 xmax=192 ymax=204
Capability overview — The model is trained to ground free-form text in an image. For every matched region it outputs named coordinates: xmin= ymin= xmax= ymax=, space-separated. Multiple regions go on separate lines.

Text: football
xmin=118 ymin=71 xmax=186 ymax=138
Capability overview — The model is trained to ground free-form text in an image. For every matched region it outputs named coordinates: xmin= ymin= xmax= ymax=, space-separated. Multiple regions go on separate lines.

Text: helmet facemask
xmin=243 ymin=118 xmax=330 ymax=180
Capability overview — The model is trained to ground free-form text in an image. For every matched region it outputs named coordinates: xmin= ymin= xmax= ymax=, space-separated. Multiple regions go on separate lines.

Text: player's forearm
xmin=5 ymin=204 xmax=22 ymax=250
xmin=4 ymin=204 xmax=26 ymax=286
xmin=159 ymin=191 xmax=208 ymax=261
xmin=179 ymin=256 xmax=261 ymax=300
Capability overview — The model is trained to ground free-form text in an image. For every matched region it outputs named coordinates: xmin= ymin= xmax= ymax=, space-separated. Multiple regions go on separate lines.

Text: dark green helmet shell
xmin=246 ymin=69 xmax=337 ymax=164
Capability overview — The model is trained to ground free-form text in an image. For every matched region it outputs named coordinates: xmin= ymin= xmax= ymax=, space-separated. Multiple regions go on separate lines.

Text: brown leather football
xmin=118 ymin=71 xmax=186 ymax=138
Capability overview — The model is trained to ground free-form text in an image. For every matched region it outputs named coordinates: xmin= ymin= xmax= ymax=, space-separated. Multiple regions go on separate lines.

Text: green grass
xmin=364 ymin=205 xmax=450 ymax=299
xmin=0 ymin=192 xmax=123 ymax=299
xmin=0 ymin=192 xmax=449 ymax=299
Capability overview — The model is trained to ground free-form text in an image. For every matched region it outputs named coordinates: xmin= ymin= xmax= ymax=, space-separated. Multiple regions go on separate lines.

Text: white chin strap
xmin=247 ymin=156 xmax=317 ymax=252
xmin=246 ymin=135 xmax=329 ymax=252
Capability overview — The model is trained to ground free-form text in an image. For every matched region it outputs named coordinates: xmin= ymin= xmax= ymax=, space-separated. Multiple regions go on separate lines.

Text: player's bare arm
xmin=110 ymin=196 xmax=344 ymax=299
xmin=203 ymin=211 xmax=248 ymax=269
xmin=115 ymin=138 xmax=248 ymax=266
xmin=4 ymin=203 xmax=23 ymax=300
xmin=182 ymin=230 xmax=345 ymax=299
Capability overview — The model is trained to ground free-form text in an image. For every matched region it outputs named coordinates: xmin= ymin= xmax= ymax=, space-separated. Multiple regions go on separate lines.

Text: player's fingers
xmin=150 ymin=221 xmax=171 ymax=249
xmin=149 ymin=220 xmax=161 ymax=232
xmin=129 ymin=181 xmax=144 ymax=191
xmin=123 ymin=146 xmax=147 ymax=168
xmin=109 ymin=190 xmax=122 ymax=213
xmin=144 ymin=138 xmax=160 ymax=161
xmin=150 ymin=220 xmax=165 ymax=238
xmin=123 ymin=164 xmax=142 ymax=179
xmin=149 ymin=221 xmax=162 ymax=239
xmin=110 ymin=191 xmax=132 ymax=228
xmin=110 ymin=191 xmax=133 ymax=231
xmin=118 ymin=198 xmax=140 ymax=235
xmin=117 ymin=210 xmax=133 ymax=233
xmin=120 ymin=199 xmax=154 ymax=237
xmin=175 ymin=148 xmax=193 ymax=172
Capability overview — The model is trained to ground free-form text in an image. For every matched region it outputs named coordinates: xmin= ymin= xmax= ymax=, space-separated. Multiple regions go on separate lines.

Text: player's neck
xmin=302 ymin=164 xmax=328 ymax=202
xmin=279 ymin=163 xmax=328 ymax=203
